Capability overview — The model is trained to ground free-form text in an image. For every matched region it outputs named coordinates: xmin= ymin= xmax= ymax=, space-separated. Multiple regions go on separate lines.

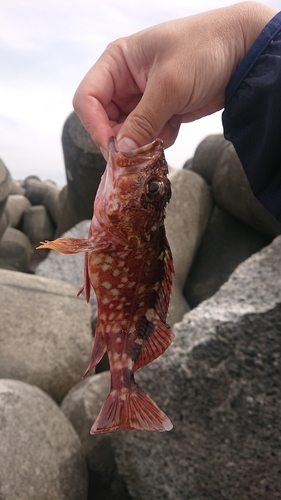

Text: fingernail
xmin=117 ymin=136 xmax=138 ymax=151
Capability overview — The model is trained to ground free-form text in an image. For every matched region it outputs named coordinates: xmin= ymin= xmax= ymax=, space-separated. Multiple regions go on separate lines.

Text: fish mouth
xmin=109 ymin=137 xmax=164 ymax=169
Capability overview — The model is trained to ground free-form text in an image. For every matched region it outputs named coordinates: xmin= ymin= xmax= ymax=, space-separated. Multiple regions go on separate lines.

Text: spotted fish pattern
xmin=38 ymin=138 xmax=174 ymax=434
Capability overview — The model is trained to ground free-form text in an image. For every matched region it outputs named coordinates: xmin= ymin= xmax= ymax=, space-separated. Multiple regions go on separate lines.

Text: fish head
xmin=94 ymin=138 xmax=171 ymax=246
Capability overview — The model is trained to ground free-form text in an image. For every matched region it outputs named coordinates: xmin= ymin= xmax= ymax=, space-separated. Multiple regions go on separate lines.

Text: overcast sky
xmin=1 ymin=0 xmax=279 ymax=185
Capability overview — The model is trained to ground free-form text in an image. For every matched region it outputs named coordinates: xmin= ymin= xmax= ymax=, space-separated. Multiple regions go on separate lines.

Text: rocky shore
xmin=0 ymin=112 xmax=280 ymax=500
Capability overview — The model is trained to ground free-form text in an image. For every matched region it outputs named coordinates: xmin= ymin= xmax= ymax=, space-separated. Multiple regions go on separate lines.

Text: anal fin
xmin=83 ymin=326 xmax=106 ymax=377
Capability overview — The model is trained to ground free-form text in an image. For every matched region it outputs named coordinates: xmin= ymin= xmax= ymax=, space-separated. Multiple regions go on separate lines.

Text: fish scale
xmin=38 ymin=137 xmax=174 ymax=434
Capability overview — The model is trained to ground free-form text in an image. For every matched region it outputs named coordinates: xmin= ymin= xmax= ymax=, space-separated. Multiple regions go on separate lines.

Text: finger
xmin=116 ymin=70 xmax=184 ymax=149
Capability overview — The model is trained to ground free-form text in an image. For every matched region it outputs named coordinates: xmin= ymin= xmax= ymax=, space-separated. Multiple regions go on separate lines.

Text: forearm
xmin=223 ymin=10 xmax=281 ymax=222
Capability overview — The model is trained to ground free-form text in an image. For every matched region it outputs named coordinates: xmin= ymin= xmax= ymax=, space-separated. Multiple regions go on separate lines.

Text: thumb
xmin=116 ymin=78 xmax=178 ymax=150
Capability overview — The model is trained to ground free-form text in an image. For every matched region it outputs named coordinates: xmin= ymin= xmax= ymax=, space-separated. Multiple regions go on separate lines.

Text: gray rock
xmin=184 ymin=206 xmax=271 ymax=308
xmin=0 ymin=158 xmax=12 ymax=220
xmin=112 ymin=236 xmax=281 ymax=500
xmin=0 ymin=379 xmax=88 ymax=500
xmin=0 ymin=269 xmax=92 ymax=403
xmin=24 ymin=177 xmax=61 ymax=225
xmin=5 ymin=194 xmax=31 ymax=228
xmin=24 ymin=177 xmax=47 ymax=205
xmin=189 ymin=134 xmax=229 ymax=185
xmin=212 ymin=142 xmax=281 ymax=237
xmin=9 ymin=179 xmax=26 ymax=196
xmin=182 ymin=157 xmax=193 ymax=171
xmin=56 ymin=111 xmax=106 ymax=236
xmin=0 ymin=227 xmax=32 ymax=272
xmin=22 ymin=205 xmax=55 ymax=244
xmin=0 ymin=209 xmax=9 ymax=240
xmin=166 ymin=167 xmax=213 ymax=325
xmin=61 ymin=372 xmax=131 ymax=499
xmin=42 ymin=183 xmax=61 ymax=225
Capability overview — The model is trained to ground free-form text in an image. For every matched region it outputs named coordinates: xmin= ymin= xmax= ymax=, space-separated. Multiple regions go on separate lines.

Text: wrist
xmin=236 ymin=2 xmax=278 ymax=53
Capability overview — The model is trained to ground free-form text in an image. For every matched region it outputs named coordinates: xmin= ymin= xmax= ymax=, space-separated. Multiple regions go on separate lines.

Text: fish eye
xmin=147 ymin=181 xmax=160 ymax=195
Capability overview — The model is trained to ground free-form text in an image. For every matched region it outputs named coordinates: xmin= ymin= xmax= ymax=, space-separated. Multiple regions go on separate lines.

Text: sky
xmin=1 ymin=0 xmax=279 ymax=185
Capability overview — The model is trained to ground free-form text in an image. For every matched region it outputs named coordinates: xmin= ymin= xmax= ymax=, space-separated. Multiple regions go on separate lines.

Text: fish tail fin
xmin=90 ymin=380 xmax=172 ymax=434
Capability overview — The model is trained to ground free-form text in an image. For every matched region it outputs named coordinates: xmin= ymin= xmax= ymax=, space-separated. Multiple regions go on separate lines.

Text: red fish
xmin=38 ymin=138 xmax=174 ymax=434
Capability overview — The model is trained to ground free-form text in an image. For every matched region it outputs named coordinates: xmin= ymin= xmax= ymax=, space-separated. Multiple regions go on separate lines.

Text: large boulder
xmin=185 ymin=134 xmax=229 ymax=185
xmin=0 ymin=227 xmax=32 ymax=272
xmin=5 ymin=194 xmax=31 ymax=228
xmin=165 ymin=167 xmax=213 ymax=325
xmin=0 ymin=379 xmax=88 ymax=500
xmin=22 ymin=205 xmax=55 ymax=244
xmin=0 ymin=269 xmax=92 ymax=403
xmin=24 ymin=177 xmax=61 ymax=225
xmin=0 ymin=159 xmax=12 ymax=221
xmin=112 ymin=236 xmax=281 ymax=500
xmin=212 ymin=141 xmax=281 ymax=237
xmin=184 ymin=206 xmax=271 ymax=308
xmin=56 ymin=112 xmax=106 ymax=236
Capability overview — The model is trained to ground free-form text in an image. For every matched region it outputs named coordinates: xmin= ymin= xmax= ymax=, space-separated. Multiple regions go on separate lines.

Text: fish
xmin=38 ymin=137 xmax=174 ymax=434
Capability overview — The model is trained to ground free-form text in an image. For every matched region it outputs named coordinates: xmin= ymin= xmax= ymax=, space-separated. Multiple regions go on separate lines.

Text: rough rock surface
xmin=0 ymin=269 xmax=92 ymax=403
xmin=165 ymin=167 xmax=213 ymax=325
xmin=0 ymin=379 xmax=88 ymax=500
xmin=212 ymin=141 xmax=281 ymax=237
xmin=112 ymin=236 xmax=281 ymax=500
xmin=61 ymin=372 xmax=131 ymax=500
xmin=56 ymin=111 xmax=106 ymax=236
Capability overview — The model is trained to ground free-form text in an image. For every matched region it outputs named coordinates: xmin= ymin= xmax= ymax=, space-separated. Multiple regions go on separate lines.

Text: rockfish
xmin=38 ymin=138 xmax=174 ymax=434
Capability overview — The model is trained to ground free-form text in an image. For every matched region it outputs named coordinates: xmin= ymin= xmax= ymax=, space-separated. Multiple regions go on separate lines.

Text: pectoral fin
xmin=37 ymin=237 xmax=103 ymax=254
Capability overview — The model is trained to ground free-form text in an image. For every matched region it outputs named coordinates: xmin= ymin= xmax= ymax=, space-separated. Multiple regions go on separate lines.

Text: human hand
xmin=73 ymin=1 xmax=277 ymax=158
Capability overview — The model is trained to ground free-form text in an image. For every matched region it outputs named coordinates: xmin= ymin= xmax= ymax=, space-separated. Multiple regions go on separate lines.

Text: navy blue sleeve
xmin=222 ymin=11 xmax=281 ymax=223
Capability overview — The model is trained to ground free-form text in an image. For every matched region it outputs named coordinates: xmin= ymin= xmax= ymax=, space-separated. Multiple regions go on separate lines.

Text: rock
xmin=182 ymin=157 xmax=193 ymax=170
xmin=5 ymin=194 xmax=31 ymax=228
xmin=189 ymin=134 xmax=229 ymax=185
xmin=22 ymin=205 xmax=55 ymax=244
xmin=56 ymin=111 xmax=106 ymax=236
xmin=166 ymin=167 xmax=213 ymax=325
xmin=0 ymin=227 xmax=32 ymax=272
xmin=0 ymin=158 xmax=12 ymax=220
xmin=24 ymin=177 xmax=61 ymax=225
xmin=23 ymin=174 xmax=41 ymax=184
xmin=9 ymin=178 xmax=26 ymax=196
xmin=36 ymin=220 xmax=98 ymax=331
xmin=0 ymin=379 xmax=88 ymax=500
xmin=61 ymin=372 xmax=131 ymax=500
xmin=112 ymin=236 xmax=281 ymax=500
xmin=0 ymin=269 xmax=92 ymax=403
xmin=212 ymin=141 xmax=281 ymax=237
xmin=184 ymin=206 xmax=272 ymax=308
xmin=42 ymin=183 xmax=61 ymax=225
xmin=0 ymin=209 xmax=9 ymax=240
xmin=24 ymin=177 xmax=47 ymax=205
